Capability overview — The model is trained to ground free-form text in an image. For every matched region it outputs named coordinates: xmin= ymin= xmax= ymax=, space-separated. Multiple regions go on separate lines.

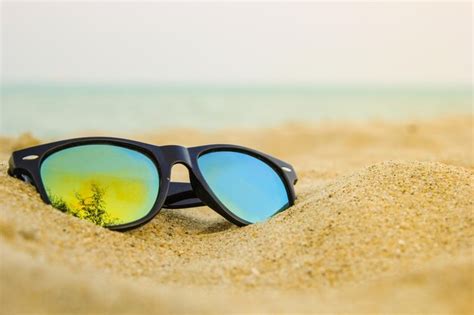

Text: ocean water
xmin=0 ymin=84 xmax=472 ymax=138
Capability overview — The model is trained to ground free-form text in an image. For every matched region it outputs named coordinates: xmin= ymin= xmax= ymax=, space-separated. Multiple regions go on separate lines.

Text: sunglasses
xmin=8 ymin=137 xmax=298 ymax=231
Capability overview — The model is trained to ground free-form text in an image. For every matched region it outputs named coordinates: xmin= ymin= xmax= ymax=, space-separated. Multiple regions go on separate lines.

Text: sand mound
xmin=268 ymin=161 xmax=473 ymax=287
xmin=1 ymin=160 xmax=472 ymax=313
xmin=0 ymin=117 xmax=473 ymax=313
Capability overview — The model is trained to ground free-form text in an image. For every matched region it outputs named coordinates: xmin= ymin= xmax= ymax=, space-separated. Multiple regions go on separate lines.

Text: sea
xmin=1 ymin=84 xmax=472 ymax=138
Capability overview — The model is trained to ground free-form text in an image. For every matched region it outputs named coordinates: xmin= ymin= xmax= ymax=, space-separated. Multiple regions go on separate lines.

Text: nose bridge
xmin=160 ymin=145 xmax=192 ymax=166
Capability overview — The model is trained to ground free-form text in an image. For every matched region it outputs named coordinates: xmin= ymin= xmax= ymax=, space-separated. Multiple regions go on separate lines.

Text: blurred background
xmin=0 ymin=2 xmax=472 ymax=138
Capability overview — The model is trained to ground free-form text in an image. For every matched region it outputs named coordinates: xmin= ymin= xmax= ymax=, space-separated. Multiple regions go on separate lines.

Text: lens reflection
xmin=40 ymin=144 xmax=160 ymax=226
xmin=198 ymin=151 xmax=289 ymax=223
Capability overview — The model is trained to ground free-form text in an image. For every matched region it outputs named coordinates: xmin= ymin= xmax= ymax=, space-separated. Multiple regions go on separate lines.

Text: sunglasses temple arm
xmin=163 ymin=182 xmax=206 ymax=209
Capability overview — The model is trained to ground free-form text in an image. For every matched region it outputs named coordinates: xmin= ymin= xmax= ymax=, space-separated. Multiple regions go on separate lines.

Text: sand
xmin=0 ymin=116 xmax=473 ymax=314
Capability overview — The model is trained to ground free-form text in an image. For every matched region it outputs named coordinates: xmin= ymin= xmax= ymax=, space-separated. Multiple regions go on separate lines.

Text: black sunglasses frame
xmin=8 ymin=137 xmax=298 ymax=231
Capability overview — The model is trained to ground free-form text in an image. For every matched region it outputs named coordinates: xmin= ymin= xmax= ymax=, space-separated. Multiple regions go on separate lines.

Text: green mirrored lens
xmin=40 ymin=144 xmax=160 ymax=226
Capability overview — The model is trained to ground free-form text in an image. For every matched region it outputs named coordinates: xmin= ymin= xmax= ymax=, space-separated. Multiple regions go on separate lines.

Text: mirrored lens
xmin=198 ymin=151 xmax=289 ymax=223
xmin=40 ymin=144 xmax=160 ymax=226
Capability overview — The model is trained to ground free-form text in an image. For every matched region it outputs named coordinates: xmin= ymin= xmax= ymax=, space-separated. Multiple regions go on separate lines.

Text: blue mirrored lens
xmin=198 ymin=151 xmax=289 ymax=223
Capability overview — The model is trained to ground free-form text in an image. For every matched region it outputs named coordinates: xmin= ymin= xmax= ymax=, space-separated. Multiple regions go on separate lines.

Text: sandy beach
xmin=0 ymin=115 xmax=473 ymax=314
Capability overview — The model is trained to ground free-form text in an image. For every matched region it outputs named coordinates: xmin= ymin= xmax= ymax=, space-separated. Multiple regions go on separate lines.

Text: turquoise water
xmin=1 ymin=84 xmax=472 ymax=137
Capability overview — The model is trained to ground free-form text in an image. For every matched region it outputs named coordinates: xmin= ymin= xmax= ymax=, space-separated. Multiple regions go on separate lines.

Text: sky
xmin=1 ymin=1 xmax=472 ymax=85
